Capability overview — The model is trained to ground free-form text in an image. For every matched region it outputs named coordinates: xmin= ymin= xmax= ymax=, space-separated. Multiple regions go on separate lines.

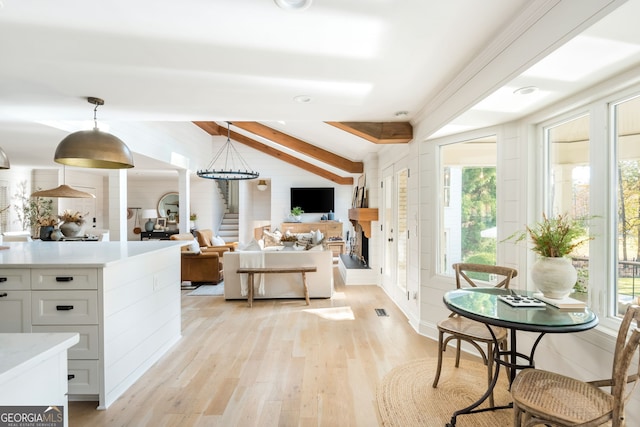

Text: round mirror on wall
xmin=157 ymin=192 xmax=179 ymax=223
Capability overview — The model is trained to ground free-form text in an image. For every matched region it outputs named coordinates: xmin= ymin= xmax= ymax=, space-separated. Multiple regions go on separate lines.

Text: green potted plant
xmin=290 ymin=206 xmax=304 ymax=222
xmin=506 ymin=213 xmax=593 ymax=299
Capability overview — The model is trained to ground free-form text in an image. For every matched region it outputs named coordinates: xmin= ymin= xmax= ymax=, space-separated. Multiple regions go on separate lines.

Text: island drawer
xmin=68 ymin=360 xmax=99 ymax=394
xmin=32 ymin=269 xmax=98 ymax=290
xmin=31 ymin=290 xmax=98 ymax=325
xmin=0 ymin=290 xmax=31 ymax=333
xmin=0 ymin=269 xmax=31 ymax=290
xmin=33 ymin=325 xmax=99 ymax=359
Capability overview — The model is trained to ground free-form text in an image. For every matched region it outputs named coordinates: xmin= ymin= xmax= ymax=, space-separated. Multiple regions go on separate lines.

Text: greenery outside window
xmin=440 ymin=136 xmax=497 ymax=276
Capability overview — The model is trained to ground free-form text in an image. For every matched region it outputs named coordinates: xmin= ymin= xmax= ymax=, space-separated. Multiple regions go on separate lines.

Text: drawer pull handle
xmin=0 ymin=277 xmax=6 ymax=282
xmin=56 ymin=276 xmax=74 ymax=282
xmin=56 ymin=305 xmax=74 ymax=311
xmin=67 ymin=374 xmax=75 ymax=381
xmin=0 ymin=292 xmax=7 ymax=297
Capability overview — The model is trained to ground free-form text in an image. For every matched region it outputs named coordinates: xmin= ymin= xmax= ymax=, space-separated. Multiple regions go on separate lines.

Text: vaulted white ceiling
xmin=0 ymin=0 xmax=638 ymax=173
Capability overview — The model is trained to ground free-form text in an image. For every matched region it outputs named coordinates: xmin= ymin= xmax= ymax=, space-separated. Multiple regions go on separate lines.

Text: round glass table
xmin=442 ymin=287 xmax=598 ymax=427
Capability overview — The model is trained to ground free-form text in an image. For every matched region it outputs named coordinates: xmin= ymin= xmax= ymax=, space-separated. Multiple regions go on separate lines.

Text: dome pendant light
xmin=54 ymin=97 xmax=134 ymax=169
xmin=30 ymin=167 xmax=95 ymax=199
xmin=197 ymin=122 xmax=259 ymax=181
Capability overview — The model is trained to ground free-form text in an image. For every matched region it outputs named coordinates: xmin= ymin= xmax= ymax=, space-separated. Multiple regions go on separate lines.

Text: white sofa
xmin=223 ymin=249 xmax=334 ymax=300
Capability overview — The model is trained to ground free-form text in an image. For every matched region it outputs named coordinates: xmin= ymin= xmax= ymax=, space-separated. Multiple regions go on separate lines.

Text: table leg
xmin=509 ymin=328 xmax=518 ymax=384
xmin=247 ymin=273 xmax=254 ymax=308
xmin=447 ymin=326 xmax=504 ymax=427
xmin=301 ymin=272 xmax=310 ymax=305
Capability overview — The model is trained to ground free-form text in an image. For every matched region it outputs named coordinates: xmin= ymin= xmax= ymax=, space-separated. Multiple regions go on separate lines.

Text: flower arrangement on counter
xmin=58 ymin=209 xmax=88 ymax=225
xmin=37 ymin=216 xmax=59 ymax=227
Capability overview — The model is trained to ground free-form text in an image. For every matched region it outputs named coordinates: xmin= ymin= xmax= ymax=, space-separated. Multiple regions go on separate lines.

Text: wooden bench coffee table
xmin=236 ymin=266 xmax=317 ymax=307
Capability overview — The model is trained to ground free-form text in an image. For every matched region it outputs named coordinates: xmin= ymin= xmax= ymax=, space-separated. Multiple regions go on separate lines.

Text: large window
xmin=542 ymin=91 xmax=640 ymax=320
xmin=544 ymin=115 xmax=591 ymax=292
xmin=614 ymin=95 xmax=640 ymax=315
xmin=440 ymin=136 xmax=497 ymax=275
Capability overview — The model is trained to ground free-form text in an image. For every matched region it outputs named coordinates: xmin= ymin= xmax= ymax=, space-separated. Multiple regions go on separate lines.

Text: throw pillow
xmin=312 ymin=229 xmax=324 ymax=245
xmin=240 ymin=239 xmax=262 ymax=251
xmin=263 ymin=230 xmax=282 ymax=247
xmin=188 ymin=239 xmax=201 ymax=254
xmin=212 ymin=235 xmax=226 ymax=246
xmin=297 ymin=233 xmax=313 ymax=248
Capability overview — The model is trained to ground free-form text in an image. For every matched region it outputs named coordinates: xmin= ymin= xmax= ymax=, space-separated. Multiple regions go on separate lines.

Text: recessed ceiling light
xmin=294 ymin=95 xmax=312 ymax=104
xmin=274 ymin=0 xmax=312 ymax=11
xmin=513 ymin=86 xmax=538 ymax=96
xmin=394 ymin=111 xmax=409 ymax=118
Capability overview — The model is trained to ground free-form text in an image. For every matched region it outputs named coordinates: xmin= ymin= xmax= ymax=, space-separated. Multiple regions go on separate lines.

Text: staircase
xmin=216 ymin=181 xmax=239 ymax=243
xmin=218 ymin=212 xmax=239 ymax=243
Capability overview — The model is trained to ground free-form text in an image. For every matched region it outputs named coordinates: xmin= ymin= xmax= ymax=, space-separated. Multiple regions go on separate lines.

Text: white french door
xmin=381 ymin=161 xmax=410 ymax=314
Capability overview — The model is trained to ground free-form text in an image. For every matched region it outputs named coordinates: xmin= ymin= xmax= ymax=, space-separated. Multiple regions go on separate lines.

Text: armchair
xmin=170 ymin=233 xmax=227 ymax=284
xmin=195 ymin=229 xmax=238 ymax=252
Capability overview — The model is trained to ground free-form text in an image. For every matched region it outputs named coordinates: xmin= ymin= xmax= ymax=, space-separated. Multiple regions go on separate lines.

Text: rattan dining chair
xmin=511 ymin=304 xmax=640 ymax=427
xmin=432 ymin=263 xmax=518 ymax=406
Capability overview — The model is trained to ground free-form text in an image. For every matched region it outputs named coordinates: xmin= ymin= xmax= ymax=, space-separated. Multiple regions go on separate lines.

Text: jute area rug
xmin=377 ymin=358 xmax=512 ymax=427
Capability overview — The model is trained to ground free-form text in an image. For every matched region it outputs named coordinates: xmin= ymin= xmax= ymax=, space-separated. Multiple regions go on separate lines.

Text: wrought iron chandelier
xmin=197 ymin=122 xmax=259 ymax=180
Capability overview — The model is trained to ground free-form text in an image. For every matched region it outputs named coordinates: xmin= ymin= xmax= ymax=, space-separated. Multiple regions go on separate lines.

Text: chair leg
xmin=432 ymin=330 xmax=445 ymax=388
xmin=499 ymin=338 xmax=510 ymax=382
xmin=513 ymin=401 xmax=522 ymax=426
xmin=454 ymin=338 xmax=461 ymax=368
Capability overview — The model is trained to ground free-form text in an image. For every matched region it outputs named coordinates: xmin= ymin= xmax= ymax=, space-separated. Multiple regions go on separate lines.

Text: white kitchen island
xmin=0 ymin=241 xmax=183 ymax=409
xmin=0 ymin=332 xmax=79 ymax=426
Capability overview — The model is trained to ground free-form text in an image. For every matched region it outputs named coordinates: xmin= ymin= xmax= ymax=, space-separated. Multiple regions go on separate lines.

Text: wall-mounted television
xmin=290 ymin=187 xmax=335 ymax=213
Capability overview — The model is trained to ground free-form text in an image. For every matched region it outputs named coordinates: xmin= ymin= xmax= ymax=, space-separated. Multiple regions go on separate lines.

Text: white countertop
xmin=0 ymin=240 xmax=183 ymax=268
xmin=0 ymin=333 xmax=80 ymax=384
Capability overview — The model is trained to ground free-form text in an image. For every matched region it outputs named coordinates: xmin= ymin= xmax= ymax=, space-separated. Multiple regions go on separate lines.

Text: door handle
xmin=56 ymin=305 xmax=74 ymax=311
xmin=0 ymin=293 xmax=7 ymax=297
xmin=388 ymin=238 xmax=394 ymax=242
xmin=56 ymin=277 xmax=74 ymax=282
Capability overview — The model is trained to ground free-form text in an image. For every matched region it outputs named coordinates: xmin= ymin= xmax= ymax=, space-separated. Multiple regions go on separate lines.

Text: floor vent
xmin=375 ymin=308 xmax=388 ymax=317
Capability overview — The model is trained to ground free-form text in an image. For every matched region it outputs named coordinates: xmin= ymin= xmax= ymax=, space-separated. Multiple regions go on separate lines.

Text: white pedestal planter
xmin=531 ymin=256 xmax=577 ymax=299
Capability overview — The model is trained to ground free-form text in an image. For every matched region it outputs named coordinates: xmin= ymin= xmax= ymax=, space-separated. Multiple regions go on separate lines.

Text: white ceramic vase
xmin=59 ymin=221 xmax=83 ymax=237
xmin=531 ymin=256 xmax=577 ymax=299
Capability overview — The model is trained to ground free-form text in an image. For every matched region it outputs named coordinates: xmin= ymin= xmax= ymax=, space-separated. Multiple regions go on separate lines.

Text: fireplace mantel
xmin=348 ymin=208 xmax=378 ymax=238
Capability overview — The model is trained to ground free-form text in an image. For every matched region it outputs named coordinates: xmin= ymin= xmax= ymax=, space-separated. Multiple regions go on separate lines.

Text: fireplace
xmin=347 ymin=208 xmax=378 ymax=268
xmin=348 ymin=224 xmax=369 ymax=266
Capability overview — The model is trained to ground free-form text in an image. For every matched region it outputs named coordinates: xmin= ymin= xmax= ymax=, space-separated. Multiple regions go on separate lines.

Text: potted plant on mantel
xmin=289 ymin=206 xmax=304 ymax=222
xmin=506 ymin=213 xmax=593 ymax=299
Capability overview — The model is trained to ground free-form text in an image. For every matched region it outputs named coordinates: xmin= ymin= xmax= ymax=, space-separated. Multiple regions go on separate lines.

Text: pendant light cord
xmin=93 ymin=103 xmax=99 ymax=130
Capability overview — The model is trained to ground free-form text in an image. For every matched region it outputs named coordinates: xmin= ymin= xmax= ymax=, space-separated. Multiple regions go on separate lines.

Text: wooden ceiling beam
xmin=193 ymin=122 xmax=353 ymax=185
xmin=232 ymin=121 xmax=363 ymax=174
xmin=326 ymin=121 xmax=413 ymax=144
xmin=193 ymin=121 xmax=223 ymax=136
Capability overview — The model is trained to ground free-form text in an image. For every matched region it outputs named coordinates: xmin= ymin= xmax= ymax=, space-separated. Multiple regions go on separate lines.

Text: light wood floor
xmin=69 ymin=270 xmax=445 ymax=427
